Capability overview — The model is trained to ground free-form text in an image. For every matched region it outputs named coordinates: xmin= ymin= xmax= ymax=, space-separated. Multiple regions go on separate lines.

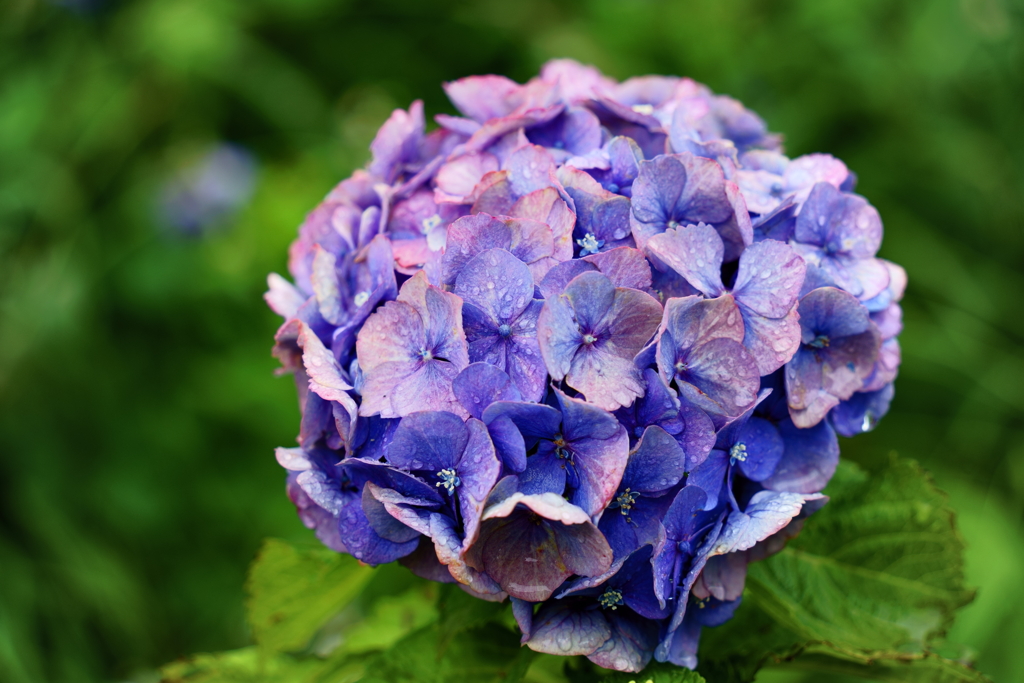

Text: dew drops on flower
xmin=265 ymin=58 xmax=904 ymax=674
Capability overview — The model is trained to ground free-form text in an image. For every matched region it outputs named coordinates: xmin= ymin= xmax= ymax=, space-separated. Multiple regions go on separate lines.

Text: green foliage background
xmin=1 ymin=0 xmax=1022 ymax=681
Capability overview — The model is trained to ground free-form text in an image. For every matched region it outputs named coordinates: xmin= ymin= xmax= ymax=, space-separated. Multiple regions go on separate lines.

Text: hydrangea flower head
xmin=266 ymin=59 xmax=905 ymax=673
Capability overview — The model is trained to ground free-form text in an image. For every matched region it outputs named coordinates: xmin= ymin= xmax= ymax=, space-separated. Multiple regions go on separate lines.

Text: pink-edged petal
xmin=679 ymin=338 xmax=760 ymax=418
xmin=311 ymin=245 xmax=343 ymax=325
xmin=582 ymin=247 xmax=653 ymax=291
xmin=390 ymin=360 xmax=468 ymax=418
xmin=434 ymin=152 xmax=500 ymax=203
xmin=711 ymin=491 xmax=825 ymax=555
xmin=265 ymin=273 xmax=305 ymax=319
xmin=356 ymin=300 xmax=425 ymax=372
xmin=475 ymin=492 xmax=613 ymax=601
xmin=510 ymin=187 xmax=576 ymax=261
xmin=741 ymin=305 xmax=802 ymax=375
xmin=296 ymin=320 xmax=353 ymax=403
xmin=568 ymin=349 xmax=647 ymax=411
xmin=645 ymin=223 xmax=725 ymax=297
xmin=443 ymin=75 xmax=523 ymax=122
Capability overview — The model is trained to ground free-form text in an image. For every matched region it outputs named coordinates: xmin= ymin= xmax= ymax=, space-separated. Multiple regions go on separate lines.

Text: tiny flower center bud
xmin=576 ymin=232 xmax=604 ymax=256
xmin=606 ymin=183 xmax=620 ymax=194
xmin=498 ymin=323 xmax=513 ymax=337
xmin=353 ymin=291 xmax=370 ymax=307
xmin=667 ymin=220 xmax=680 ymax=229
xmin=615 ymin=488 xmax=639 ymax=514
xmin=674 ymin=360 xmax=689 ymax=375
xmin=729 ymin=442 xmax=748 ymax=465
xmin=435 ymin=468 xmax=461 ymax=495
xmin=553 ymin=435 xmax=572 ymax=462
xmin=419 ymin=348 xmax=434 ymax=361
xmin=582 ymin=333 xmax=597 ymax=345
xmin=599 ymin=588 xmax=625 ymax=610
xmin=421 ymin=214 xmax=442 ymax=231
xmin=809 ymin=334 xmax=830 ymax=349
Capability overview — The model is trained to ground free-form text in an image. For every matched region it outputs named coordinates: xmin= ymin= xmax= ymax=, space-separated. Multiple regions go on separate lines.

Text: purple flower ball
xmin=265 ymin=59 xmax=904 ymax=673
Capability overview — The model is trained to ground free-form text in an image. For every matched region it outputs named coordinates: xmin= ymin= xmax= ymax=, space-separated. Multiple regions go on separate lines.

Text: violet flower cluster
xmin=265 ymin=60 xmax=905 ymax=672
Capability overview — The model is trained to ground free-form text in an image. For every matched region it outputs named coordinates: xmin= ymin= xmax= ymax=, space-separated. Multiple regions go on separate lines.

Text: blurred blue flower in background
xmin=159 ymin=144 xmax=256 ymax=236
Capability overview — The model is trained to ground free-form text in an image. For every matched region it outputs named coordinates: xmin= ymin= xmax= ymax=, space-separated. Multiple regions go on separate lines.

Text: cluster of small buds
xmin=266 ymin=59 xmax=904 ymax=672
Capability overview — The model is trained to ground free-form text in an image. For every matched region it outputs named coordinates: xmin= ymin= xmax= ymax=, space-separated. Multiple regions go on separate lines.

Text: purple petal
xmin=519 ymin=448 xmax=568 ymax=496
xmin=311 ymin=245 xmax=342 ymax=325
xmin=481 ymin=401 xmax=562 ymax=443
xmin=562 ymin=274 xmax=664 ymax=410
xmin=733 ymin=239 xmax=806 ymax=318
xmin=623 ymin=425 xmax=687 ymax=493
xmin=473 ymin=492 xmax=613 ymax=601
xmin=441 ymin=214 xmax=512 ymax=286
xmin=783 ymin=154 xmax=848 ymax=197
xmin=732 ymin=417 xmax=784 ymax=482
xmin=399 ymin=537 xmax=457 ymax=583
xmin=795 ymin=182 xmax=882 ymax=259
xmin=454 ymin=248 xmax=534 ymax=324
xmin=539 ymin=259 xmax=597 ymax=299
xmin=645 ymin=223 xmax=725 ymax=297
xmin=487 ymin=414 xmax=528 ymax=473
xmin=505 ymin=144 xmax=558 ymax=197
xmin=861 ymin=337 xmax=900 ymax=392
xmin=658 ymin=295 xmax=746 ymax=356
xmin=795 ymin=285 xmax=869 ymax=340
xmin=512 ymin=597 xmax=534 ymax=642
xmin=453 ymin=363 xmax=523 ymax=419
xmin=686 ymin=452 xmax=728 ymax=511
xmin=559 ymin=166 xmax=633 ymax=246
xmin=557 ymin=390 xmax=631 ymax=517
xmin=693 ymin=553 xmax=747 ymax=602
xmin=762 ymin=418 xmax=839 ymax=493
xmin=362 ymin=487 xmax=421 ymax=544
xmin=457 ymin=418 xmax=502 ymax=547
xmin=386 ymin=411 xmax=468 ymax=472
xmin=527 ymin=603 xmax=611 ymax=656
xmin=587 ymin=612 xmax=657 ymax=672
xmin=629 ymin=153 xmax=734 ymax=250
xmin=369 ymin=101 xmax=424 ymax=183
xmin=677 ymin=400 xmax=717 ymax=471
xmin=526 ymin=106 xmax=603 ymax=157
xmin=830 ymin=383 xmax=895 ymax=437
xmin=536 ymin=284 xmax=584 ymax=380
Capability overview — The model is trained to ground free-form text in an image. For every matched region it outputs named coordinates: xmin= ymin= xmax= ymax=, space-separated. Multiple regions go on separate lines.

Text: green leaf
xmin=698 ymin=456 xmax=986 ymax=682
xmin=360 ymin=622 xmax=533 ymax=683
xmin=436 ymin=583 xmax=509 ymax=651
xmin=598 ymin=660 xmax=706 ymax=683
xmin=749 ymin=457 xmax=973 ymax=652
xmin=246 ymin=538 xmax=375 ymax=653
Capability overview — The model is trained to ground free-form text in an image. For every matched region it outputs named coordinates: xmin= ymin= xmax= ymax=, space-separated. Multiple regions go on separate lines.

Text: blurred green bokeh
xmin=1 ymin=0 xmax=1022 ymax=681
